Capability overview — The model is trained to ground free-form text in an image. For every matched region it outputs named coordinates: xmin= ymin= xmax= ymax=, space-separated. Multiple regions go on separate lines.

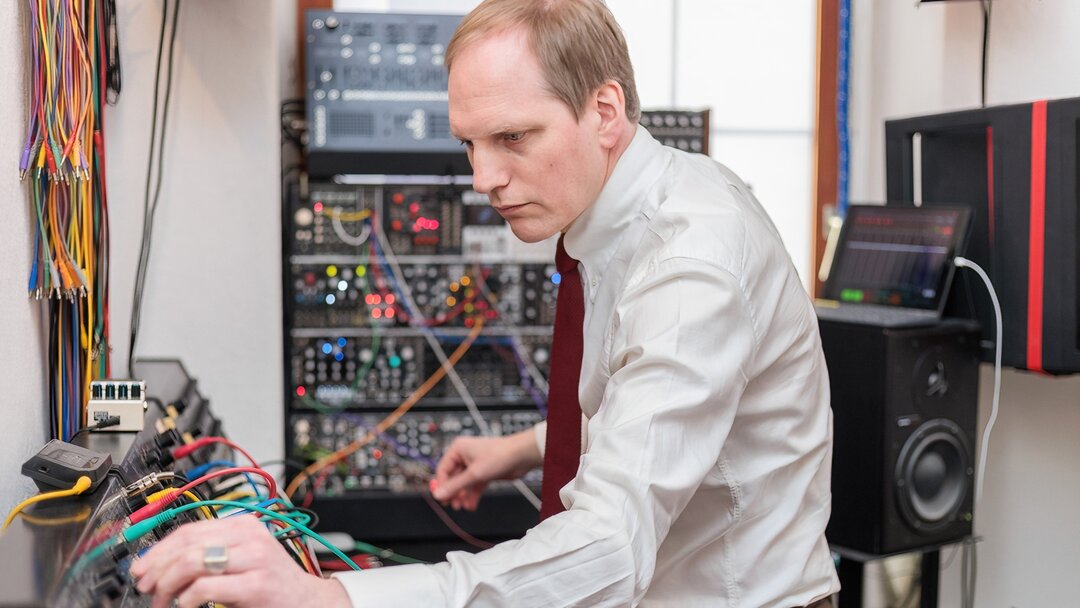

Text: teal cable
xmin=123 ymin=500 xmax=361 ymax=570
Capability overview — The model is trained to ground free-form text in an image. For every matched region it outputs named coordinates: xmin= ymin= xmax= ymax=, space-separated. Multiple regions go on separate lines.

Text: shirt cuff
xmin=332 ymin=564 xmax=444 ymax=607
xmin=533 ymin=420 xmax=547 ymax=458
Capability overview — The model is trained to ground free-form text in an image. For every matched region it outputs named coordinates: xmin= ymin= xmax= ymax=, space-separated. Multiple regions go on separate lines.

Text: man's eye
xmin=458 ymin=139 xmax=473 ymax=148
xmin=503 ymin=132 xmax=525 ymax=143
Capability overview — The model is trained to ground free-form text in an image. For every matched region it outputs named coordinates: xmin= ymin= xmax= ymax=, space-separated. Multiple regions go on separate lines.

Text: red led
xmin=386 ymin=307 xmax=396 ymax=317
xmin=391 ymin=219 xmax=403 ymax=231
xmin=465 ymin=318 xmax=475 ymax=328
xmin=305 ymin=272 xmax=316 ymax=285
xmin=392 ymin=193 xmax=404 ymax=204
xmin=296 ymin=386 xmax=306 ymax=397
xmin=409 ymin=202 xmax=421 ymax=214
xmin=365 ymin=294 xmax=375 ymax=305
xmin=485 ymin=309 xmax=498 ymax=319
xmin=372 ymin=308 xmax=383 ymax=319
xmin=313 ymin=202 xmax=323 ymax=213
xmin=373 ymin=449 xmax=383 ymax=460
xmin=385 ymin=294 xmax=396 ymax=304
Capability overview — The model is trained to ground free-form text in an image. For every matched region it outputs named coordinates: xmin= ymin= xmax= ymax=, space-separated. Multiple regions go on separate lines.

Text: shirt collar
xmin=563 ymin=125 xmax=670 ymax=297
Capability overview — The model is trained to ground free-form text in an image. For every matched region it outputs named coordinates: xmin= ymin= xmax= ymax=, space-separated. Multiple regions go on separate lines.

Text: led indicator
xmin=460 ymin=276 xmax=471 ymax=286
xmin=337 ymin=338 xmax=347 ymax=348
xmin=356 ymin=265 xmax=366 ymax=277
xmin=449 ymin=282 xmax=460 ymax=292
xmin=409 ymin=202 xmax=421 ymax=214
xmin=334 ymin=352 xmax=345 ymax=362
xmin=464 ymin=303 xmax=475 ymax=314
xmin=296 ymin=386 xmax=307 ymax=397
xmin=446 ymin=296 xmax=457 ymax=307
xmin=338 ymin=280 xmax=348 ymax=291
xmin=325 ymin=294 xmax=337 ymax=305
xmin=551 ymin=272 xmax=561 ymax=285
xmin=372 ymin=308 xmax=383 ymax=319
xmin=385 ymin=294 xmax=396 ymax=304
xmin=392 ymin=193 xmax=404 ymax=204
xmin=373 ymin=448 xmax=383 ymax=459
xmin=840 ymin=288 xmax=864 ymax=303
xmin=389 ymin=355 xmax=402 ymax=368
xmin=386 ymin=307 xmax=396 ymax=317
xmin=322 ymin=343 xmax=333 ymax=355
xmin=326 ymin=265 xmax=338 ymax=277
xmin=313 ymin=202 xmax=324 ymax=213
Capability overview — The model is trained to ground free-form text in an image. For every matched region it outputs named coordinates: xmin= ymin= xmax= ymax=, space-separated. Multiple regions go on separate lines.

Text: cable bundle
xmin=22 ymin=0 xmax=122 ymax=441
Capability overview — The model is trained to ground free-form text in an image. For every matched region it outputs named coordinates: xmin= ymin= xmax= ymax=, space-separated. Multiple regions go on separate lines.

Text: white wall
xmin=103 ymin=0 xmax=287 ymax=463
xmin=0 ymin=2 xmax=49 ymax=514
xmin=849 ymin=0 xmax=1080 ymax=605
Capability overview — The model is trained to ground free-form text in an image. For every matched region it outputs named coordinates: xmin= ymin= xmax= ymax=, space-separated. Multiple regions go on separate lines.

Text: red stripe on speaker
xmin=986 ymin=126 xmax=995 ymax=246
xmin=1027 ymin=101 xmax=1047 ymax=373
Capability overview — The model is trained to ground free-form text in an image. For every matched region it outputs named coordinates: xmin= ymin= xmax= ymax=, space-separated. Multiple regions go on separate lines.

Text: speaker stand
xmin=836 ymin=548 xmax=940 ymax=607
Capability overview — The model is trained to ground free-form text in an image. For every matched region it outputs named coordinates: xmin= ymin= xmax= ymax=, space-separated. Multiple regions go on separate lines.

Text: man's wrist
xmin=512 ymin=426 xmax=544 ymax=468
xmin=318 ymin=576 xmax=352 ymax=606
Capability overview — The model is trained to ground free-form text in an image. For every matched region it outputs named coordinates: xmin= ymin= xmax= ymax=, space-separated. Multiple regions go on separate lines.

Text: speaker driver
xmin=895 ymin=419 xmax=972 ymax=531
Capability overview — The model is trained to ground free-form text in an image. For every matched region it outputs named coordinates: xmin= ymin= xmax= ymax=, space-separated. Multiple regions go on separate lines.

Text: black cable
xmin=129 ymin=0 xmax=181 ymax=376
xmin=104 ymin=0 xmax=122 ymax=103
xmin=145 ymin=396 xmax=169 ymax=415
xmin=72 ymin=415 xmax=122 ymax=439
xmin=980 ymin=0 xmax=992 ymax=107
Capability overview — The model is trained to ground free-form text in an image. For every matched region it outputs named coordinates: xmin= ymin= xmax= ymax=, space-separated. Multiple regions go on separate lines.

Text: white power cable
xmin=953 ymin=256 xmax=1002 ymax=506
xmin=372 ymin=215 xmax=542 ymax=511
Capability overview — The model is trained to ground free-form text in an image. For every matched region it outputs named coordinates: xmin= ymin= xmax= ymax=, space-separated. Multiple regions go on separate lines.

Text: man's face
xmin=448 ymin=28 xmax=609 ymax=243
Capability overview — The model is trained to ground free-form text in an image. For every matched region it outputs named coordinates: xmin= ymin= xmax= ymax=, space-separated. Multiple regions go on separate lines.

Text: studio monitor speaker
xmin=820 ymin=319 xmax=979 ymax=555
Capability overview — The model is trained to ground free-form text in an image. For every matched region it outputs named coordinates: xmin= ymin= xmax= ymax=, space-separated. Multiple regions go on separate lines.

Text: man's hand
xmin=129 ymin=515 xmax=350 ymax=608
xmin=433 ymin=428 xmax=542 ymax=511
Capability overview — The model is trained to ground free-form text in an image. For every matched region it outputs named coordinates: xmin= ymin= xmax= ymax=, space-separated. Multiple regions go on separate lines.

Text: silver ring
xmin=203 ymin=545 xmax=229 ymax=575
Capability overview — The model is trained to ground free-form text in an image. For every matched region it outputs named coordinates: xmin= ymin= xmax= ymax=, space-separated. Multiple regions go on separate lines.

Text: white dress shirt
xmin=335 ymin=126 xmax=840 ymax=607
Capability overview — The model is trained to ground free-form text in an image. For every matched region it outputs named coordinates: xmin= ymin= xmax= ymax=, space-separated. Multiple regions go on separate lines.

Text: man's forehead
xmin=448 ymin=30 xmax=553 ymax=138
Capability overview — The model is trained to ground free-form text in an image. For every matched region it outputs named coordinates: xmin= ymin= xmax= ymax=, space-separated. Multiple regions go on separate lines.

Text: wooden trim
xmin=812 ymin=0 xmax=839 ymax=296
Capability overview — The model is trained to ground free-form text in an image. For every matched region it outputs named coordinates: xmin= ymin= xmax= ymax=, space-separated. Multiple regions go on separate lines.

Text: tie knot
xmin=556 ymin=235 xmax=578 ymax=275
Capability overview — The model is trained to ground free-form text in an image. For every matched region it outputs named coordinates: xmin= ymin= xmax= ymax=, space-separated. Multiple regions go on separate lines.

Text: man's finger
xmin=175 ymin=570 xmax=264 ymax=608
xmin=432 ymin=466 xmax=477 ymax=501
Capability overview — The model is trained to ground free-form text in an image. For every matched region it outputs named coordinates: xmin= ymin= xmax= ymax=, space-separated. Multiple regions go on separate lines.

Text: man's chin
xmin=507 ymin=221 xmax=558 ymax=244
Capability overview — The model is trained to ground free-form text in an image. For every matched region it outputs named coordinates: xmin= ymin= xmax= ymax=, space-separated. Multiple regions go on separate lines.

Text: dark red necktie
xmin=540 ymin=236 xmax=585 ymax=521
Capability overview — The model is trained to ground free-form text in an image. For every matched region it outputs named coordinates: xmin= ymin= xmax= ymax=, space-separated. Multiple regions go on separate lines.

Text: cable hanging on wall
xmin=21 ymin=0 xmax=122 ymax=441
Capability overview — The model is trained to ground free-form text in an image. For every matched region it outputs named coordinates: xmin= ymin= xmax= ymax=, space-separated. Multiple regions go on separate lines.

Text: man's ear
xmin=594 ymin=80 xmax=628 ymax=149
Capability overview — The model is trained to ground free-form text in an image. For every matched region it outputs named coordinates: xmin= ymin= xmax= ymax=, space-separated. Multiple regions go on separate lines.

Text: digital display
xmin=825 ymin=206 xmax=970 ymax=311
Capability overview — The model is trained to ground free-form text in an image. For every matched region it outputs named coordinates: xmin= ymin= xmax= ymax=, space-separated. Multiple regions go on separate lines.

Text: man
xmin=131 ymin=1 xmax=839 ymax=606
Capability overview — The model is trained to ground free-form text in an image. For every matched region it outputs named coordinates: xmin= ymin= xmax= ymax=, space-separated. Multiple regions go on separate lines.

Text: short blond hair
xmin=446 ymin=0 xmax=641 ymax=122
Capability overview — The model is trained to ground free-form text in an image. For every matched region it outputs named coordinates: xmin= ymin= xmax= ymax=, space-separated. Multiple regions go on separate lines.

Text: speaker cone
xmin=894 ymin=419 xmax=972 ymax=531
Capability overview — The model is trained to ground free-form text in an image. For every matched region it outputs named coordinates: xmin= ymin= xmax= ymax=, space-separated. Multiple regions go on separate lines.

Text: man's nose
xmin=469 ymin=146 xmax=509 ymax=195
